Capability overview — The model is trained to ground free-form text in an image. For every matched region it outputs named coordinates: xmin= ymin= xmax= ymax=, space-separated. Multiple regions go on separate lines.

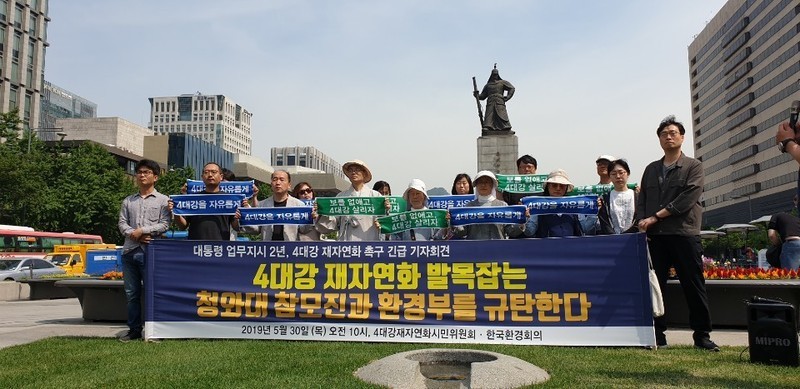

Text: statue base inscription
xmin=477 ymin=133 xmax=518 ymax=175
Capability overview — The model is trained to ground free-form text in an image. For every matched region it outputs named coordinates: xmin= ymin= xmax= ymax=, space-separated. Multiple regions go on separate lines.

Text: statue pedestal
xmin=477 ymin=133 xmax=518 ymax=175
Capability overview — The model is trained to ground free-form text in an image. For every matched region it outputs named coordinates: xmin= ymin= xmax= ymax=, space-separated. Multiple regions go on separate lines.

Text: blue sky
xmin=46 ymin=0 xmax=727 ymax=192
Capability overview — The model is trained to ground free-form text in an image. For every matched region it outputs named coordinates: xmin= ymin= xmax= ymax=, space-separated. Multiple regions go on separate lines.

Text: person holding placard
xmin=449 ymin=171 xmax=522 ymax=240
xmin=391 ymin=179 xmax=440 ymax=241
xmin=315 ymin=160 xmax=384 ymax=241
xmin=242 ymin=170 xmax=308 ymax=241
xmin=526 ymin=169 xmax=585 ymax=238
xmin=169 ymin=162 xmax=241 ymax=240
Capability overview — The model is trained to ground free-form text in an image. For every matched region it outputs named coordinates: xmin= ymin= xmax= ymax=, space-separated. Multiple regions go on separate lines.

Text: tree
xmin=0 ymin=109 xmax=51 ymax=225
xmin=49 ymin=143 xmax=135 ymax=243
xmin=155 ymin=166 xmax=195 ymax=196
xmin=0 ymin=108 xmax=21 ymax=143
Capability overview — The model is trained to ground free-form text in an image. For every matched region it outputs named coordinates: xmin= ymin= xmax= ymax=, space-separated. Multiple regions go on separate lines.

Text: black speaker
xmin=747 ymin=297 xmax=799 ymax=367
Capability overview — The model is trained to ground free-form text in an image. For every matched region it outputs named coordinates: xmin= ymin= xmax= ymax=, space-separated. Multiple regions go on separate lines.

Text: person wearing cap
xmin=637 ymin=116 xmax=718 ymax=351
xmin=525 ymin=169 xmax=586 ymax=238
xmin=389 ymin=179 xmax=440 ymax=241
xmin=595 ymin=155 xmax=616 ymax=185
xmin=449 ymin=170 xmax=525 ymax=240
xmin=315 ymin=159 xmax=385 ymax=241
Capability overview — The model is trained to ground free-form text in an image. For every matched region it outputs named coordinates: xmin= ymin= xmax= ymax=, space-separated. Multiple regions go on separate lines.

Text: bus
xmin=0 ymin=229 xmax=104 ymax=258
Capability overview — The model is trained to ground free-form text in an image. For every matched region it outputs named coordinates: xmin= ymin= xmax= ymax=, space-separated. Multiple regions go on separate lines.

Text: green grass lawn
xmin=1 ymin=338 xmax=798 ymax=388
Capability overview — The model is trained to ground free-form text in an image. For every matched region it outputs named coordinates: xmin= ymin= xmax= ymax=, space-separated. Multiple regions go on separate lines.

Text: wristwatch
xmin=779 ymin=138 xmax=796 ymax=153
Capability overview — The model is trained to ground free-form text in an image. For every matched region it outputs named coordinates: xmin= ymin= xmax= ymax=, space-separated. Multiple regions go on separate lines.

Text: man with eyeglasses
xmin=637 ymin=116 xmax=718 ymax=352
xmin=117 ymin=159 xmax=170 ymax=342
xmin=170 ymin=162 xmax=240 ymax=240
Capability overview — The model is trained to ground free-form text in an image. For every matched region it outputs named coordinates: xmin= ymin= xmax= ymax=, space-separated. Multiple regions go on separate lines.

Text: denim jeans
xmin=122 ymin=247 xmax=146 ymax=333
xmin=781 ymin=239 xmax=800 ymax=271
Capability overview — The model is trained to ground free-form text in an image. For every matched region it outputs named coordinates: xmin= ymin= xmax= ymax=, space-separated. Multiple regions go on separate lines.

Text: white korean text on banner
xmin=145 ymin=234 xmax=655 ymax=346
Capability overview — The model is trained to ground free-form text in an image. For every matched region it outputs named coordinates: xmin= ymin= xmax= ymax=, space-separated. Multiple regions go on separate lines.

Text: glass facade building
xmin=39 ymin=80 xmax=97 ymax=129
xmin=167 ymin=133 xmax=234 ymax=180
xmin=689 ymin=0 xmax=800 ymax=226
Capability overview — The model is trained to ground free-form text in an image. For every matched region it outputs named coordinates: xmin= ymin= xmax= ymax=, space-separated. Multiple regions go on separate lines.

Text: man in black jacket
xmin=636 ymin=116 xmax=718 ymax=351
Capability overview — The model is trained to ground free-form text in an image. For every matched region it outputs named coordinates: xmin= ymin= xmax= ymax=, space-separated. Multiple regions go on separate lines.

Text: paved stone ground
xmin=0 ymin=298 xmax=749 ymax=350
xmin=0 ymin=298 xmax=125 ymax=349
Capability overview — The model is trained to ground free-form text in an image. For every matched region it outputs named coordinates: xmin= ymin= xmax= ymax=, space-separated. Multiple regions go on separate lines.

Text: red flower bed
xmin=100 ymin=271 xmax=123 ymax=280
xmin=703 ymin=267 xmax=799 ymax=280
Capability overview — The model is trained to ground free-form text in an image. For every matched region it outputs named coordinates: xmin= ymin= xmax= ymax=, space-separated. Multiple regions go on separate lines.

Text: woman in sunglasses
xmin=293 ymin=182 xmax=321 ymax=241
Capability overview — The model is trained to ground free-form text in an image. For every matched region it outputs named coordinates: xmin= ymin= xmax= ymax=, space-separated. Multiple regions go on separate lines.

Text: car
xmin=0 ymin=257 xmax=66 ymax=281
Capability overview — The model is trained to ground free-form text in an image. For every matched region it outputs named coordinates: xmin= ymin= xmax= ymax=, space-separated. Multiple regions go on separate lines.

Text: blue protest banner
xmin=187 ymin=179 xmax=255 ymax=197
xmin=144 ymin=234 xmax=654 ymax=346
xmin=427 ymin=194 xmax=476 ymax=210
xmin=239 ymin=206 xmax=313 ymax=226
xmin=171 ymin=193 xmax=245 ymax=216
xmin=299 ymin=199 xmax=314 ymax=206
xmin=520 ymin=195 xmax=599 ymax=215
xmin=448 ymin=205 xmax=527 ymax=226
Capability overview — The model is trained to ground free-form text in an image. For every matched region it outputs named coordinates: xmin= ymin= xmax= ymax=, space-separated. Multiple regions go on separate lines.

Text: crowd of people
xmin=121 ymin=115 xmax=799 ymax=351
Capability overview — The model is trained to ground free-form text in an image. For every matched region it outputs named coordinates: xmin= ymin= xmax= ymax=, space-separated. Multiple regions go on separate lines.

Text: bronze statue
xmin=473 ymin=65 xmax=515 ymax=134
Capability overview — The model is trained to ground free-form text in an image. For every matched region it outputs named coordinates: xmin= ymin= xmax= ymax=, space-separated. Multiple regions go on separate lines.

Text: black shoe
xmin=656 ymin=333 xmax=667 ymax=347
xmin=694 ymin=338 xmax=720 ymax=352
xmin=119 ymin=330 xmax=142 ymax=343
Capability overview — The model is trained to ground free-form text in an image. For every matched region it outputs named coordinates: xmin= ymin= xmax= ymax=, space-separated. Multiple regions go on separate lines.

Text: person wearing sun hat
xmin=315 ymin=159 xmax=385 ymax=241
xmin=524 ymin=168 xmax=587 ymax=238
xmin=389 ymin=178 xmax=441 ymax=241
xmin=448 ymin=170 xmax=525 ymax=240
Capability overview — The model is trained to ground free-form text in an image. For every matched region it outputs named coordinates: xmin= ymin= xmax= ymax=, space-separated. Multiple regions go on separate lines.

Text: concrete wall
xmin=0 ymin=281 xmax=30 ymax=301
xmin=56 ymin=117 xmax=153 ymax=156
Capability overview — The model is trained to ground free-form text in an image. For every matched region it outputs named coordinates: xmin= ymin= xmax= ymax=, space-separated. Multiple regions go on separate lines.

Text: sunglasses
xmin=299 ymin=188 xmax=313 ymax=194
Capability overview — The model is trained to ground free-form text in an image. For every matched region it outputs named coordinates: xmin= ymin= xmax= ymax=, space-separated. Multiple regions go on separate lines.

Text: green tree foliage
xmin=0 ymin=108 xmax=21 ymax=142
xmin=0 ymin=109 xmax=135 ymax=244
xmin=700 ymin=225 xmax=769 ymax=261
xmin=155 ymin=166 xmax=195 ymax=196
xmin=256 ymin=181 xmax=272 ymax=200
xmin=51 ymin=143 xmax=135 ymax=243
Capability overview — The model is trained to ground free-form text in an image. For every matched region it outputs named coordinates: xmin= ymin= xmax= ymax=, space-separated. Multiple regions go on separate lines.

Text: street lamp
xmin=27 ymin=127 xmax=66 ymax=154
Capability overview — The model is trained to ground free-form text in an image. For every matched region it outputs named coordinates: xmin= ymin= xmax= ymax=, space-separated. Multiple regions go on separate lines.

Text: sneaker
xmin=118 ymin=331 xmax=142 ymax=343
xmin=694 ymin=338 xmax=720 ymax=352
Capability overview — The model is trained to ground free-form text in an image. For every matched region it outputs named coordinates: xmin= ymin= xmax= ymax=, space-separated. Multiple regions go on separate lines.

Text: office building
xmin=689 ymin=0 xmax=800 ymax=226
xmin=271 ymin=146 xmax=346 ymax=180
xmin=148 ymin=93 xmax=252 ymax=156
xmin=55 ymin=117 xmax=152 ymax=156
xmin=143 ymin=133 xmax=234 ymax=180
xmin=0 ymin=0 xmax=49 ymax=129
xmin=40 ymin=81 xmax=97 ymax=129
